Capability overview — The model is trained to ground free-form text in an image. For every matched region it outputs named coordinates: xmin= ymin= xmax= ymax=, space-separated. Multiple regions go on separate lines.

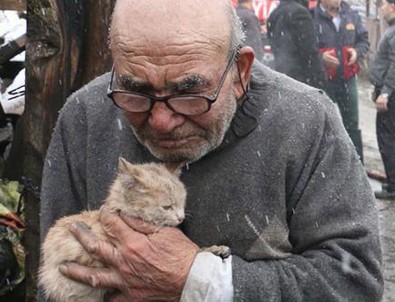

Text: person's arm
xmin=59 ymin=211 xmax=199 ymax=301
xmin=232 ymin=97 xmax=383 ymax=301
xmin=40 ymin=98 xmax=88 ymax=240
xmin=381 ymin=32 xmax=395 ymax=96
xmin=290 ymin=9 xmax=317 ymax=57
xmin=60 ymin=214 xmax=235 ymax=302
xmin=290 ymin=8 xmax=326 ymax=86
xmin=374 ymin=33 xmax=395 ymax=112
xmin=39 ymin=97 xmax=90 ymax=302
xmin=180 ymin=252 xmax=233 ymax=302
xmin=353 ymin=13 xmax=369 ymax=59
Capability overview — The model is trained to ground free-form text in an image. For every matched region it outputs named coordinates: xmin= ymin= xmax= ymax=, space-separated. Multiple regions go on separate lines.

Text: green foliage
xmin=0 ymin=179 xmax=25 ymax=296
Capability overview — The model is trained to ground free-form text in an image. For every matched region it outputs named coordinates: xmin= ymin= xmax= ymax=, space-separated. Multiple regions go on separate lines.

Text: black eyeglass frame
xmin=107 ymin=46 xmax=241 ymax=116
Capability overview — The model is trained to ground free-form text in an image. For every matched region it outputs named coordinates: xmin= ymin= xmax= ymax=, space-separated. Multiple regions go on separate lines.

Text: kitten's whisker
xmin=184 ymin=212 xmax=193 ymax=220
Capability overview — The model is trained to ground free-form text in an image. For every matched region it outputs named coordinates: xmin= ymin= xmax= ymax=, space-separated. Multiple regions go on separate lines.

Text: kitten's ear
xmin=117 ymin=157 xmax=136 ymax=189
xmin=164 ymin=161 xmax=185 ymax=176
xmin=118 ymin=157 xmax=130 ymax=174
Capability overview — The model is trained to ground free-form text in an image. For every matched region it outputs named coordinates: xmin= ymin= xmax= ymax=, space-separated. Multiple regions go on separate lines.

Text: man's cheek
xmin=125 ymin=112 xmax=149 ymax=128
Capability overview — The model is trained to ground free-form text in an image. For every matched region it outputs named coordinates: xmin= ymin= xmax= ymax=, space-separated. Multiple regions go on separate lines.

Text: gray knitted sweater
xmin=41 ymin=62 xmax=383 ymax=301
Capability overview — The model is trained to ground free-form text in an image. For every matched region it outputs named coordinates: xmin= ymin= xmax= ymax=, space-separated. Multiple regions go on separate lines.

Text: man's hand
xmin=59 ymin=208 xmax=199 ymax=302
xmin=346 ymin=48 xmax=357 ymax=65
xmin=322 ymin=49 xmax=340 ymax=68
xmin=375 ymin=94 xmax=389 ymax=112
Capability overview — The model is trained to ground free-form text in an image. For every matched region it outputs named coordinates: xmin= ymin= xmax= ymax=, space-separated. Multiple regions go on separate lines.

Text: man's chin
xmin=146 ymin=143 xmax=210 ymax=163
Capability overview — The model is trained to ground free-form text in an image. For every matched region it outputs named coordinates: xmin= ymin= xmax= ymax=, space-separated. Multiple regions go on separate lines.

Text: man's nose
xmin=148 ymin=101 xmax=185 ymax=134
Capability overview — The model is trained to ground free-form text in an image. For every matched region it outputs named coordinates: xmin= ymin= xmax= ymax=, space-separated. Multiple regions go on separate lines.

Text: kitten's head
xmin=108 ymin=158 xmax=186 ymax=227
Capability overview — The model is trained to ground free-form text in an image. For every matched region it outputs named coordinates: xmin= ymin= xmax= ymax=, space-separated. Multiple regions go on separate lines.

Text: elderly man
xmin=40 ymin=0 xmax=383 ymax=301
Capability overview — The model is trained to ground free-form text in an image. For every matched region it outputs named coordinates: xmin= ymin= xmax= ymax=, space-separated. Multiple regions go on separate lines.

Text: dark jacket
xmin=312 ymin=2 xmax=369 ymax=81
xmin=369 ymin=19 xmax=395 ymax=96
xmin=267 ymin=0 xmax=326 ymax=88
xmin=41 ymin=63 xmax=383 ymax=301
xmin=236 ymin=6 xmax=264 ymax=61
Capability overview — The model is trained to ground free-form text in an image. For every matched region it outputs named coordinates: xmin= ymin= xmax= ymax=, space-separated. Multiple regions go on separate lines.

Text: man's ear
xmin=233 ymin=46 xmax=255 ymax=103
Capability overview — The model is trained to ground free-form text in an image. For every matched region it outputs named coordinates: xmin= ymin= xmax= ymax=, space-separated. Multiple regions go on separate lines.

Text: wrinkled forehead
xmin=110 ymin=0 xmax=232 ymax=58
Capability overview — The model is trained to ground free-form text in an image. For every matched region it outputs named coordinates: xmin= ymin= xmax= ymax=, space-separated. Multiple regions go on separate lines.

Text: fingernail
xmin=70 ymin=221 xmax=90 ymax=232
xmin=58 ymin=264 xmax=68 ymax=273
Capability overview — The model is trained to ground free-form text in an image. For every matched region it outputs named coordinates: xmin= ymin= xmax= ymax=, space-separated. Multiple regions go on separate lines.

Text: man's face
xmin=321 ymin=0 xmax=341 ymax=10
xmin=117 ymin=52 xmax=238 ymax=163
xmin=110 ymin=0 xmax=238 ymax=162
xmin=381 ymin=0 xmax=395 ymax=22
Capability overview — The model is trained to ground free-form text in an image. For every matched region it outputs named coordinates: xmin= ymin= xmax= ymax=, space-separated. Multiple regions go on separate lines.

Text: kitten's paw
xmin=201 ymin=245 xmax=231 ymax=259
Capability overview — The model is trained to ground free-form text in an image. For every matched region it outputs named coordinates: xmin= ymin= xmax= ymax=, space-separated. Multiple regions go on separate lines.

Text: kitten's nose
xmin=177 ymin=211 xmax=185 ymax=223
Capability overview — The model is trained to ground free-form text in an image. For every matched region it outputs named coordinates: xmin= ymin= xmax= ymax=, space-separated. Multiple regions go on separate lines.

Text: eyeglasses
xmin=107 ymin=47 xmax=240 ymax=116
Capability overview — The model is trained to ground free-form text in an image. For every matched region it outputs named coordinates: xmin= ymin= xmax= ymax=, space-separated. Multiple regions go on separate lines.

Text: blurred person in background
xmin=267 ymin=0 xmax=326 ymax=88
xmin=236 ymin=0 xmax=264 ymax=61
xmin=369 ymin=0 xmax=395 ymax=199
xmin=312 ymin=0 xmax=369 ymax=162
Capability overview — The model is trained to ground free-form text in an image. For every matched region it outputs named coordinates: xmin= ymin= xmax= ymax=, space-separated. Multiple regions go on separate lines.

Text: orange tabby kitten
xmin=39 ymin=158 xmax=187 ymax=302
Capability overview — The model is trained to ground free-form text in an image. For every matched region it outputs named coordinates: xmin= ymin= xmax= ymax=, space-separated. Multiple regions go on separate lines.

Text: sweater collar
xmin=231 ymin=86 xmax=260 ymax=138
xmin=215 ymin=63 xmax=263 ymax=151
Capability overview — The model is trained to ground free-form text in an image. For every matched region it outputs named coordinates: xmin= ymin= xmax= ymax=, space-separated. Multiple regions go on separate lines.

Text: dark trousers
xmin=376 ymin=96 xmax=395 ymax=191
xmin=324 ymin=76 xmax=364 ymax=162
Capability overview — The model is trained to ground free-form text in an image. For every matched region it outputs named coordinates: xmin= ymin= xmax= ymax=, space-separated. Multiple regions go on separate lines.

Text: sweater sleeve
xmin=232 ymin=99 xmax=383 ymax=301
xmin=40 ymin=97 xmax=88 ymax=240
xmin=181 ymin=252 xmax=233 ymax=301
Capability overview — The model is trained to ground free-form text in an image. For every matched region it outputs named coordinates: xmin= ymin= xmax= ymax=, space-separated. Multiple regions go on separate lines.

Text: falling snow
xmin=117 ymin=118 xmax=123 ymax=130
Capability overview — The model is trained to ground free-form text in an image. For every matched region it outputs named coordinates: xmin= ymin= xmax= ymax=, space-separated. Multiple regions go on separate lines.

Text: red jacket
xmin=319 ymin=46 xmax=360 ymax=80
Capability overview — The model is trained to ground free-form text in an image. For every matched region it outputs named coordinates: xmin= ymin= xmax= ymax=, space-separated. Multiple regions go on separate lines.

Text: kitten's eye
xmin=162 ymin=205 xmax=172 ymax=210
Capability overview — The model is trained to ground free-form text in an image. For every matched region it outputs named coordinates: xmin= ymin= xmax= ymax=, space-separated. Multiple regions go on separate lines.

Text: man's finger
xmin=107 ymin=291 xmax=130 ymax=302
xmin=100 ymin=207 xmax=157 ymax=238
xmin=347 ymin=48 xmax=357 ymax=65
xmin=119 ymin=212 xmax=159 ymax=235
xmin=59 ymin=262 xmax=123 ymax=289
xmin=68 ymin=221 xmax=121 ymax=266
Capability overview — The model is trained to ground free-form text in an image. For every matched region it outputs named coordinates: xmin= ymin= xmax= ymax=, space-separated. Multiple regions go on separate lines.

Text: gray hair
xmin=227 ymin=3 xmax=246 ymax=56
